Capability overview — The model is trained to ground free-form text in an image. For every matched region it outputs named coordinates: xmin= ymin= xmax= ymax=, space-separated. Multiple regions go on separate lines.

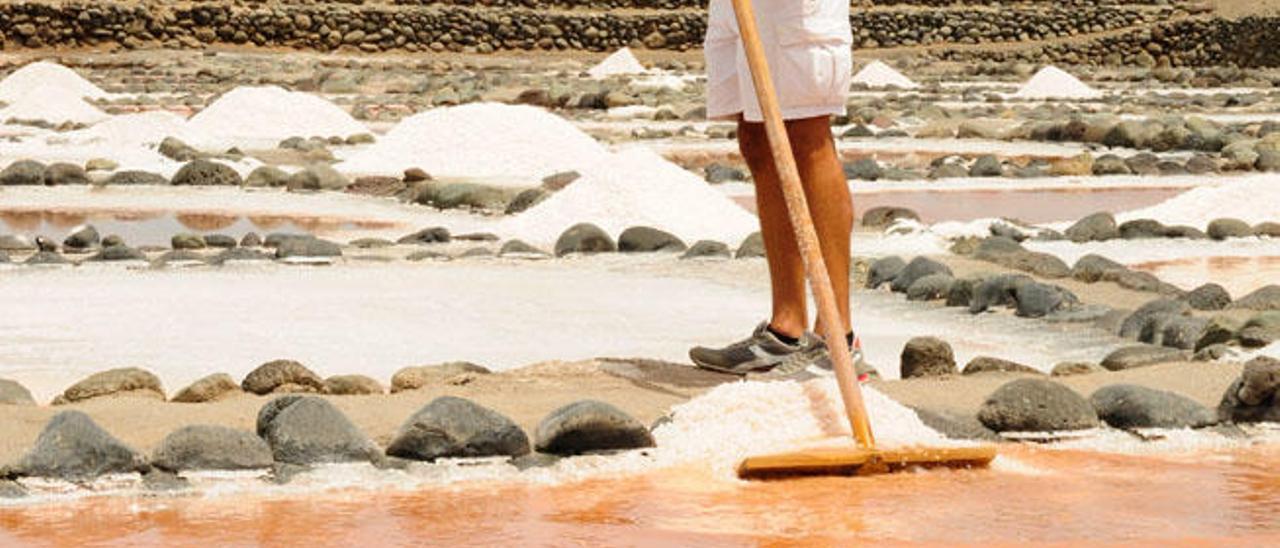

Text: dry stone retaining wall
xmin=0 ymin=2 xmax=1275 ymax=67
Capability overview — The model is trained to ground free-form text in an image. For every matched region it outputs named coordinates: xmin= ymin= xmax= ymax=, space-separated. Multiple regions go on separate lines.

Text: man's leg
xmin=738 ymin=115 xmax=852 ymax=338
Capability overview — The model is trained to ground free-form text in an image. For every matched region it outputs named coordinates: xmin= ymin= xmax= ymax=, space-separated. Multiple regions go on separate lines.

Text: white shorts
xmin=704 ymin=0 xmax=853 ymax=123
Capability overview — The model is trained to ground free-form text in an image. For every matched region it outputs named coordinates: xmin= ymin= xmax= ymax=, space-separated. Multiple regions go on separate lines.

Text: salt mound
xmin=497 ymin=147 xmax=757 ymax=245
xmin=1013 ymin=66 xmax=1102 ymax=100
xmin=587 ymin=47 xmax=648 ymax=78
xmin=185 ymin=86 xmax=368 ymax=148
xmin=339 ymin=103 xmax=609 ymax=180
xmin=0 ymin=61 xmax=108 ymax=103
xmin=652 ymin=379 xmax=951 ymax=477
xmin=61 ymin=110 xmax=194 ymax=146
xmin=1119 ymin=177 xmax=1280 ymax=226
xmin=0 ymin=83 xmax=109 ymax=125
xmin=851 ymin=60 xmax=918 ymax=89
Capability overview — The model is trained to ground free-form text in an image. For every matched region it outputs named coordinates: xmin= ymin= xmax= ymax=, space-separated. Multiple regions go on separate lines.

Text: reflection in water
xmin=0 ymin=208 xmax=401 ymax=247
xmin=1 ymin=446 xmax=1278 ymax=544
xmin=1132 ymin=256 xmax=1280 ymax=296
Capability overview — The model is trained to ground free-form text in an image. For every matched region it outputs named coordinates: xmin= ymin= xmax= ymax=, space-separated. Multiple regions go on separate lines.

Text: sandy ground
xmin=0 ymin=357 xmax=1246 ymax=468
xmin=1212 ymin=0 xmax=1280 ymax=18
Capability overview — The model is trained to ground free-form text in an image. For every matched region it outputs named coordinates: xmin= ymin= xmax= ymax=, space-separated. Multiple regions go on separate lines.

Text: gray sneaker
xmin=749 ymin=332 xmax=878 ymax=382
xmin=689 ymin=322 xmax=822 ymax=376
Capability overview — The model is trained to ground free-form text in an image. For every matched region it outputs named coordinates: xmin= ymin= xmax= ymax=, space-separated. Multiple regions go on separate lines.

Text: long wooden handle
xmin=728 ymin=0 xmax=875 ymax=449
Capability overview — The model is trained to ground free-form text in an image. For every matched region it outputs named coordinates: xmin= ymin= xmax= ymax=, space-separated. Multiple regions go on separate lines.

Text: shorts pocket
xmin=775 ymin=19 xmax=852 ymax=107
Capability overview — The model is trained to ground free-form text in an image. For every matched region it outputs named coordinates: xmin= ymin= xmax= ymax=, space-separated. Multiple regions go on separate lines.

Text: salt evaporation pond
xmin=0 ymin=254 xmax=1125 ymax=402
xmin=2 ymin=443 xmax=1278 ymax=544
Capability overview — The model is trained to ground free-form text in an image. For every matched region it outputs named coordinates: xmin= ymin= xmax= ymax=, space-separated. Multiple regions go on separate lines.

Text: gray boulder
xmin=151 ymin=425 xmax=274 ymax=472
xmin=171 ymin=373 xmax=242 ymax=403
xmin=0 ymin=379 xmax=36 ymax=406
xmin=1089 ymin=385 xmax=1215 ymax=429
xmin=0 ymin=160 xmax=46 ymax=186
xmin=534 ymin=400 xmax=655 ymax=455
xmin=1092 ymin=154 xmax=1131 ymax=175
xmin=845 ymin=158 xmax=883 ymax=181
xmin=171 ymin=233 xmax=206 ymax=250
xmin=1014 ymin=282 xmax=1077 ymax=318
xmin=1217 ymin=357 xmax=1280 ymax=423
xmin=286 ymin=165 xmax=349 ymax=192
xmin=88 ymin=245 xmax=147 ymax=262
xmin=962 ymin=356 xmax=1043 ymax=376
xmin=64 ymin=225 xmax=100 ymax=250
xmin=244 ymin=166 xmax=291 ymax=187
xmin=704 ymin=163 xmax=746 ymax=184
xmin=1159 ymin=316 xmax=1209 ymax=350
xmin=969 ymin=274 xmax=1034 ymax=313
xmin=1120 ymin=299 xmax=1191 ymax=339
xmin=203 ymin=234 xmax=237 ymax=249
xmin=890 ymin=257 xmax=953 ymax=293
xmin=1181 ymin=283 xmax=1232 ymax=311
xmin=1064 ymin=212 xmax=1118 ymax=243
xmin=391 ymin=362 xmax=491 ymax=393
xmin=1101 ymin=345 xmax=1188 ymax=371
xmin=1229 ymin=285 xmax=1280 ymax=311
xmin=900 ymin=336 xmax=957 ymax=378
xmin=680 ymin=240 xmax=730 ymax=260
xmin=1071 ymin=254 xmax=1127 ymax=283
xmin=257 ymin=396 xmax=381 ymax=464
xmin=498 ymin=240 xmax=550 ymax=257
xmin=1051 ymin=362 xmax=1105 ymax=376
xmin=945 ymin=277 xmax=983 ymax=307
xmin=504 ymin=188 xmax=550 ymax=214
xmin=1207 ymin=218 xmax=1254 ymax=241
xmin=1118 ymin=219 xmax=1167 ymax=239
xmin=105 ymin=170 xmax=168 ymax=186
xmin=397 ymin=227 xmax=452 ymax=245
xmin=10 ymin=411 xmax=145 ymax=480
xmin=275 ymin=237 xmax=342 ymax=259
xmin=908 ymin=408 xmax=1000 ymax=442
xmin=171 ymin=160 xmax=242 ymax=186
xmin=210 ymin=247 xmax=273 ymax=265
xmin=159 ymin=137 xmax=200 ymax=161
xmin=414 ymin=182 xmax=518 ymax=211
xmin=0 ymin=234 xmax=35 ymax=252
xmin=618 ymin=226 xmax=686 ymax=253
xmin=734 ymin=232 xmax=766 ymax=259
xmin=323 ymin=375 xmax=383 ymax=395
xmin=58 ymin=367 xmax=165 ymax=404
xmin=1239 ymin=312 xmax=1280 ymax=348
xmin=44 ymin=162 xmax=89 ymax=186
xmin=866 ymin=256 xmax=906 ymax=289
xmin=968 ymin=155 xmax=1003 ymax=177
xmin=978 ymin=379 xmax=1099 ymax=432
xmin=241 ymin=359 xmax=324 ymax=395
xmin=554 ymin=223 xmax=616 ymax=257
xmin=906 ymin=273 xmax=954 ymax=301
xmin=386 ymin=396 xmax=530 ymax=461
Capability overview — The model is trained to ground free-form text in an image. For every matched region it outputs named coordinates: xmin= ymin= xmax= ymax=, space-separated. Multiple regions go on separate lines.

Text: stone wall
xmin=0 ymin=1 xmax=1275 ymax=67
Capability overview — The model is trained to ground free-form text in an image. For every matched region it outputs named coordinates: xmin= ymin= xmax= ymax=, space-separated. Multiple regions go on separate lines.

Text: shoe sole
xmin=689 ymin=357 xmax=776 ymax=377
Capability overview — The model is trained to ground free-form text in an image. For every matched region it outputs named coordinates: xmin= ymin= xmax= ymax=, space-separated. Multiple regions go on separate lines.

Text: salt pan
xmin=851 ymin=60 xmax=919 ymax=89
xmin=0 ymin=61 xmax=108 ymax=103
xmin=497 ymin=147 xmax=758 ymax=246
xmin=0 ymin=84 xmax=110 ymax=125
xmin=1013 ymin=66 xmax=1102 ymax=100
xmin=587 ymin=47 xmax=648 ymax=78
xmin=185 ymin=86 xmax=368 ymax=148
xmin=338 ymin=103 xmax=609 ymax=180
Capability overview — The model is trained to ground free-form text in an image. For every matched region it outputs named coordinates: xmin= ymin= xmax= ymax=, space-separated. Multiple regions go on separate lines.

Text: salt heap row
xmin=851 ymin=60 xmax=919 ymax=90
xmin=587 ymin=47 xmax=648 ymax=79
xmin=499 ymin=147 xmax=758 ymax=246
xmin=185 ymin=85 xmax=370 ymax=149
xmin=1013 ymin=66 xmax=1102 ymax=100
xmin=0 ymin=61 xmax=110 ymax=125
xmin=338 ymin=103 xmax=609 ymax=181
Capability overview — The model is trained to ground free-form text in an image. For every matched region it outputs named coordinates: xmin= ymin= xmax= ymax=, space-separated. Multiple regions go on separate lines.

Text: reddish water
xmin=3 ymin=446 xmax=1278 ymax=546
xmin=1133 ymin=256 xmax=1280 ymax=296
xmin=733 ymin=187 xmax=1185 ymax=224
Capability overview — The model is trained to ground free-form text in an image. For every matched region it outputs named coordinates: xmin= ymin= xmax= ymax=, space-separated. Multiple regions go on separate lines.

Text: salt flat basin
xmin=0 ymin=256 xmax=1122 ymax=401
xmin=730 ymin=185 xmax=1186 ymax=224
xmin=1132 ymin=255 xmax=1280 ymax=297
xmin=2 ymin=444 xmax=1278 ymax=544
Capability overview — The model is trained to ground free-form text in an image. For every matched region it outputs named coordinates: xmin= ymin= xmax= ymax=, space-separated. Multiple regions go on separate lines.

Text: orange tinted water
xmin=3 ymin=445 xmax=1279 ymax=546
xmin=1132 ymin=256 xmax=1280 ymax=296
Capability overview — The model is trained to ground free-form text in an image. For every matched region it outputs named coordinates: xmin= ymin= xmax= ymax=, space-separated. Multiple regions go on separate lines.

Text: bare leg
xmin=738 ymin=115 xmax=853 ymax=338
